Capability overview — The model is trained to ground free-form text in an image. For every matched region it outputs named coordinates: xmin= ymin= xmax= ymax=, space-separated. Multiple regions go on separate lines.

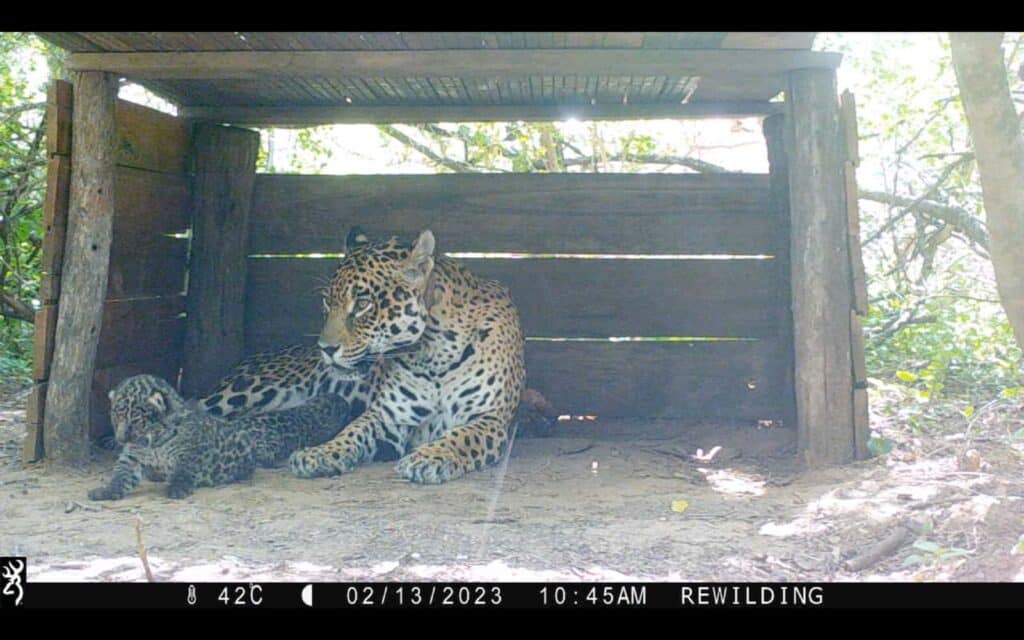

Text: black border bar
xmin=7 ymin=582 xmax=1024 ymax=609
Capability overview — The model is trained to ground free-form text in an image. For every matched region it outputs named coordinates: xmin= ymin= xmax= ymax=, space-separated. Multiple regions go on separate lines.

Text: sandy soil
xmin=1 ymin=385 xmax=1023 ymax=583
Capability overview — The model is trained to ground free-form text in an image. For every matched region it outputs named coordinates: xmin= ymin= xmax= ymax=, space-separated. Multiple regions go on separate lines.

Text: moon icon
xmin=301 ymin=584 xmax=314 ymax=607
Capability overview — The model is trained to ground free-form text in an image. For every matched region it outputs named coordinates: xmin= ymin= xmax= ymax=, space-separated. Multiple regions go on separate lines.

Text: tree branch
xmin=377 ymin=125 xmax=489 ymax=173
xmin=862 ymin=155 xmax=976 ymax=246
xmin=563 ymin=152 xmax=730 ymax=173
xmin=0 ymin=290 xmax=35 ymax=323
xmin=859 ymin=188 xmax=990 ymax=250
xmin=0 ymin=101 xmax=46 ymax=119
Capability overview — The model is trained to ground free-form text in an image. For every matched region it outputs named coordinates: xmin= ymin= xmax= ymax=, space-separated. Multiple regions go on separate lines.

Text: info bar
xmin=5 ymin=582 xmax=1023 ymax=609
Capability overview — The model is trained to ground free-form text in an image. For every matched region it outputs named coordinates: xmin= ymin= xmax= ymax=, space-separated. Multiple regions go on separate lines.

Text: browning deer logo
xmin=1 ymin=557 xmax=25 ymax=607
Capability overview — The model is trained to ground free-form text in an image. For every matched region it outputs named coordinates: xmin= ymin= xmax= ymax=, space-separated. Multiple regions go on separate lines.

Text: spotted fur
xmin=88 ymin=375 xmax=349 ymax=500
xmin=201 ymin=228 xmax=526 ymax=484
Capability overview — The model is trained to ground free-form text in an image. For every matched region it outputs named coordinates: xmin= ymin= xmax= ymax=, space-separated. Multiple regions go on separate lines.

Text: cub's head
xmin=318 ymin=227 xmax=435 ymax=371
xmin=108 ymin=374 xmax=185 ymax=444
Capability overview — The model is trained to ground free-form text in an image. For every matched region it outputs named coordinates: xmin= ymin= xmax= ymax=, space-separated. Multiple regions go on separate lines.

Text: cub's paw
xmin=143 ymin=468 xmax=167 ymax=482
xmin=166 ymin=484 xmax=193 ymax=499
xmin=93 ymin=434 xmax=121 ymax=452
xmin=395 ymin=447 xmax=465 ymax=485
xmin=88 ymin=486 xmax=122 ymax=501
xmin=288 ymin=445 xmax=356 ymax=479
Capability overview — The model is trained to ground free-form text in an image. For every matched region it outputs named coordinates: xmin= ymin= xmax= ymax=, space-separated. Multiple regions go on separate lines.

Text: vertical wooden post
xmin=763 ymin=113 xmax=797 ymax=429
xmin=181 ymin=123 xmax=260 ymax=396
xmin=785 ymin=68 xmax=857 ymax=466
xmin=23 ymin=80 xmax=73 ymax=463
xmin=42 ymin=71 xmax=118 ymax=465
xmin=841 ymin=90 xmax=870 ymax=460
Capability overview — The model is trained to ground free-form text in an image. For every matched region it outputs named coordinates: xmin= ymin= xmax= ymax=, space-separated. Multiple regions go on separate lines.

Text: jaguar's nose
xmin=320 ymin=344 xmax=340 ymax=358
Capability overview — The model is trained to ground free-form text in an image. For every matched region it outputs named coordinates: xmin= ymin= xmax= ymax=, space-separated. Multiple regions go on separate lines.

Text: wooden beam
xmin=840 ymin=90 xmax=860 ymax=166
xmin=42 ymin=71 xmax=118 ymax=466
xmin=181 ymin=123 xmax=259 ymax=397
xmin=22 ymin=383 xmax=47 ymax=463
xmin=68 ymin=49 xmax=842 ymax=80
xmin=181 ymin=100 xmax=782 ymax=126
xmin=763 ymin=113 xmax=798 ymax=430
xmin=45 ymin=80 xmax=73 ymax=156
xmin=785 ymin=67 xmax=857 ymax=467
xmin=720 ymin=33 xmax=819 ymax=50
xmin=845 ymin=162 xmax=869 ymax=315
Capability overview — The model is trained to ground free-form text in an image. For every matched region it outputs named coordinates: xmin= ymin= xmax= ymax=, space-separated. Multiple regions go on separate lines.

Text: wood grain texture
xmin=524 ymin=340 xmax=789 ymax=419
xmin=31 ymin=305 xmax=58 ymax=381
xmin=853 ymin=387 xmax=870 ymax=460
xmin=244 ymin=256 xmax=783 ymax=352
xmin=850 ymin=311 xmax=867 ymax=386
xmin=182 ymin=123 xmax=260 ymax=396
xmin=845 ymin=161 xmax=868 ymax=315
xmin=96 ymin=295 xmax=186 ymax=368
xmin=43 ymin=71 xmax=118 ymax=465
xmin=46 ymin=80 xmax=73 ymax=156
xmin=45 ymin=31 xmax=817 ymax=53
xmin=107 ymin=238 xmax=188 ymax=298
xmin=786 ymin=68 xmax=857 ymax=466
xmin=107 ymin=166 xmax=190 ymax=297
xmin=39 ymin=155 xmax=71 ymax=300
xmin=764 ymin=113 xmax=799 ymax=429
xmin=22 ymin=383 xmax=46 ymax=462
xmin=841 ymin=90 xmax=859 ymax=166
xmin=67 ymin=49 xmax=842 ymax=79
xmin=249 ymin=173 xmax=777 ymax=255
xmin=183 ymin=101 xmax=781 ymax=126
xmin=114 ymin=100 xmax=190 ymax=173
xmin=114 ymin=166 xmax=190 ymax=235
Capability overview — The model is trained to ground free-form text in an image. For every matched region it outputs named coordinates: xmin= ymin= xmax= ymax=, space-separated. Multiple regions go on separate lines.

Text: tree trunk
xmin=43 ymin=71 xmax=117 ymax=465
xmin=949 ymin=32 xmax=1024 ymax=351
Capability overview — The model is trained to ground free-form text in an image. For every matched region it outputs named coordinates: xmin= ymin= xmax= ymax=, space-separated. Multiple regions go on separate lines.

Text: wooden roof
xmin=36 ymin=32 xmax=833 ymax=125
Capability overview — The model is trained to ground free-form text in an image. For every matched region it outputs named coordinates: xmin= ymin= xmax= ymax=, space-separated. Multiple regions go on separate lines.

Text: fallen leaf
xmin=671 ymin=499 xmax=689 ymax=513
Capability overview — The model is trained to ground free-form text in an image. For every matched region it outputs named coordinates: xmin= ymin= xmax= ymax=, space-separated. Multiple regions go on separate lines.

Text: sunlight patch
xmin=702 ymin=468 xmax=766 ymax=496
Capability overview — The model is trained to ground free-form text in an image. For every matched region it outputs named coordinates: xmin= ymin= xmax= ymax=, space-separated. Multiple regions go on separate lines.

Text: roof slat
xmin=67 ymin=48 xmax=840 ymax=80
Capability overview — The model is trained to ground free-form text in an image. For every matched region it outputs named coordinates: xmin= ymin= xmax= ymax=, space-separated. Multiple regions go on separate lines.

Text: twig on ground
xmin=558 ymin=444 xmax=595 ymax=456
xmin=134 ymin=516 xmax=155 ymax=582
xmin=843 ymin=522 xmax=915 ymax=572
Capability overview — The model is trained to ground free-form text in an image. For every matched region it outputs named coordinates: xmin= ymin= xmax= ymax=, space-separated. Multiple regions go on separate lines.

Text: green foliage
xmin=865 ymin=292 xmax=1023 ymax=400
xmin=830 ymin=32 xmax=1024 ymax=410
xmin=903 ymin=539 xmax=972 ymax=567
xmin=0 ymin=33 xmax=63 ymax=375
xmin=866 ymin=435 xmax=894 ymax=457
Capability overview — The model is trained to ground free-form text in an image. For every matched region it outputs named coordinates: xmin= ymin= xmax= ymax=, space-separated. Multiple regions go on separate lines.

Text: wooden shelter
xmin=25 ymin=32 xmax=869 ymax=468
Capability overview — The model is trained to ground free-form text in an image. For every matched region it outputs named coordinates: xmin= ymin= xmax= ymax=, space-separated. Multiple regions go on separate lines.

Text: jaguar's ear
xmin=345 ymin=226 xmax=370 ymax=253
xmin=146 ymin=391 xmax=167 ymax=414
xmin=402 ymin=229 xmax=435 ymax=284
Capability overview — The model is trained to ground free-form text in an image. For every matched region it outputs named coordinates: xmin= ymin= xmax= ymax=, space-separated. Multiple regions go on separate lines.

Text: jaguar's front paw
xmin=395 ymin=447 xmax=465 ymax=485
xmin=88 ymin=485 xmax=123 ymax=501
xmin=166 ymin=483 xmax=194 ymax=499
xmin=288 ymin=445 xmax=358 ymax=479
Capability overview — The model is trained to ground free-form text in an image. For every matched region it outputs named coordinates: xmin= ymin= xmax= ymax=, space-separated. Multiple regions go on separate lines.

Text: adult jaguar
xmin=201 ymin=227 xmax=526 ymax=484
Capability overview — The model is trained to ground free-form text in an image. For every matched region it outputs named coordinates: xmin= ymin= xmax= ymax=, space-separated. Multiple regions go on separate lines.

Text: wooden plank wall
xmin=244 ymin=173 xmax=795 ymax=421
xmin=26 ymin=80 xmax=191 ymax=458
xmin=842 ymin=90 xmax=871 ymax=458
xmin=25 ymin=81 xmax=73 ymax=461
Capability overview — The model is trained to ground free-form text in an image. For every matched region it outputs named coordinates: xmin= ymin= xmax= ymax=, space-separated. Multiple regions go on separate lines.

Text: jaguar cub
xmin=88 ymin=375 xmax=349 ymax=500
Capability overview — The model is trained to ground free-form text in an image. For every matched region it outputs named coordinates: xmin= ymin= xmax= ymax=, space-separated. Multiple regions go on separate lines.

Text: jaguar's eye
xmin=354 ymin=298 xmax=372 ymax=315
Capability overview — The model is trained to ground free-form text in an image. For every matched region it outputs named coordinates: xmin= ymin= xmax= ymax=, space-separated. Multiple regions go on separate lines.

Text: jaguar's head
xmin=318 ymin=227 xmax=435 ymax=372
xmin=107 ymin=374 xmax=185 ymax=444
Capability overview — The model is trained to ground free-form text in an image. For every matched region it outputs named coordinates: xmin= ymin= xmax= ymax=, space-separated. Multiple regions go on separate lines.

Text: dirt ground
xmin=2 ymin=385 xmax=1023 ymax=583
